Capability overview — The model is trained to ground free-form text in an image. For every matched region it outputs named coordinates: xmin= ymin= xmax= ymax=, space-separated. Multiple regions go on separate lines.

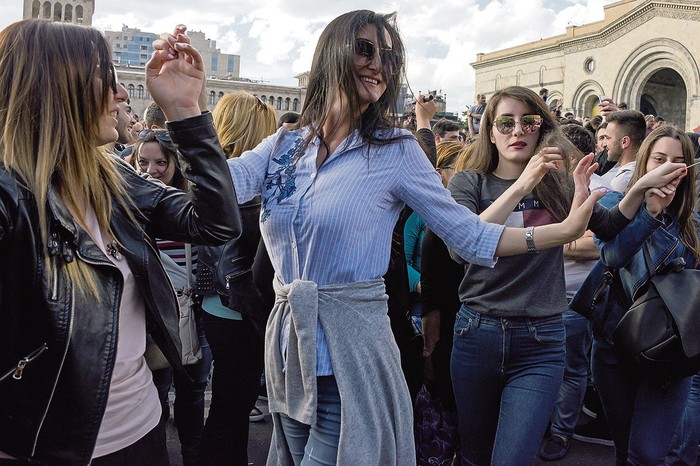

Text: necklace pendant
xmin=106 ymin=241 xmax=122 ymax=260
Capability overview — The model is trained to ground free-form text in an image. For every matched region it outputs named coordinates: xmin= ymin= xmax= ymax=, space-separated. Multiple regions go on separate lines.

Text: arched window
xmin=53 ymin=2 xmax=62 ymax=21
xmin=539 ymin=66 xmax=546 ymax=86
xmin=516 ymin=70 xmax=523 ymax=86
xmin=268 ymin=96 xmax=275 ymax=106
xmin=64 ymin=3 xmax=72 ymax=21
xmin=75 ymin=5 xmax=83 ymax=23
xmin=32 ymin=0 xmax=40 ymax=18
xmin=260 ymin=95 xmax=266 ymax=102
xmin=277 ymin=97 xmax=282 ymax=110
xmin=137 ymin=85 xmax=144 ymax=100
xmin=285 ymin=97 xmax=291 ymax=111
xmin=218 ymin=91 xmax=224 ymax=100
xmin=127 ymin=84 xmax=135 ymax=99
xmin=208 ymin=90 xmax=216 ymax=105
xmin=293 ymin=98 xmax=299 ymax=112
xmin=42 ymin=1 xmax=51 ymax=19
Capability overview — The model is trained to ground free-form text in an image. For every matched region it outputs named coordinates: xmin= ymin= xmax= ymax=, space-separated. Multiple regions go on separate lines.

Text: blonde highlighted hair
xmin=212 ymin=92 xmax=277 ymax=158
xmin=0 ymin=19 xmax=135 ymax=298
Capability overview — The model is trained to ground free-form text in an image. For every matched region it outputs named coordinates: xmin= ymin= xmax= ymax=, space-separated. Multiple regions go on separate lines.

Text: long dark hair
xmin=297 ymin=10 xmax=406 ymax=148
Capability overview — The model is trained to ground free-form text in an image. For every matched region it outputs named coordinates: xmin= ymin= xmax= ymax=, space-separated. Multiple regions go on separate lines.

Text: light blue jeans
xmin=666 ymin=372 xmax=700 ymax=465
xmin=550 ymin=309 xmax=592 ymax=438
xmin=451 ymin=305 xmax=566 ymax=465
xmin=278 ymin=376 xmax=341 ymax=466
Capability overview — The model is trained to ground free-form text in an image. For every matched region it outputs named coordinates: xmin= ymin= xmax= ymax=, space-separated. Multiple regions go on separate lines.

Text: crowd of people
xmin=0 ymin=8 xmax=697 ymax=466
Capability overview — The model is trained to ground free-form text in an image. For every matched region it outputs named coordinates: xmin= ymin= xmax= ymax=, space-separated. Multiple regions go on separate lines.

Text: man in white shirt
xmin=592 ymin=110 xmax=646 ymax=192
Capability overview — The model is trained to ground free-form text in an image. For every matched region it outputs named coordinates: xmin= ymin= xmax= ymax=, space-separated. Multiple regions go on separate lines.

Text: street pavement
xmin=165 ymin=395 xmax=615 ymax=465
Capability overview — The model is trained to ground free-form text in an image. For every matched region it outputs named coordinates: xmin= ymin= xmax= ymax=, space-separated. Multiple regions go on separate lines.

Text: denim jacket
xmin=571 ymin=191 xmax=699 ymax=342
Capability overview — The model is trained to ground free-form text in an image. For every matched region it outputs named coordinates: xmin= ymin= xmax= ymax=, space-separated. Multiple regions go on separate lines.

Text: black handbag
xmin=613 ymin=244 xmax=700 ymax=381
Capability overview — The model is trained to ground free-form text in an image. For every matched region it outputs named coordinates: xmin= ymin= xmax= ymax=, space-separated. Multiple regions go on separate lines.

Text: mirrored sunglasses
xmin=493 ymin=115 xmax=543 ymax=135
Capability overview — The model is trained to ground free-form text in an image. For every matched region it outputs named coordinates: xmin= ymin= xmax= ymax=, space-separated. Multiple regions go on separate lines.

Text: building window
xmin=53 ymin=2 xmax=62 ymax=21
xmin=75 ymin=5 xmax=83 ymax=23
xmin=218 ymin=91 xmax=224 ymax=100
xmin=211 ymin=55 xmax=218 ymax=72
xmin=32 ymin=0 xmax=40 ymax=18
xmin=127 ymin=84 xmax=135 ymax=99
xmin=584 ymin=57 xmax=596 ymax=74
xmin=208 ymin=91 xmax=216 ymax=105
xmin=260 ymin=95 xmax=266 ymax=102
xmin=268 ymin=96 xmax=274 ymax=106
xmin=42 ymin=1 xmax=51 ymax=19
xmin=137 ymin=85 xmax=144 ymax=99
xmin=227 ymin=57 xmax=235 ymax=74
xmin=141 ymin=45 xmax=148 ymax=50
xmin=285 ymin=98 xmax=290 ymax=110
xmin=123 ymin=35 xmax=129 ymax=40
xmin=293 ymin=98 xmax=299 ymax=112
xmin=64 ymin=3 xmax=72 ymax=21
xmin=277 ymin=97 xmax=282 ymax=110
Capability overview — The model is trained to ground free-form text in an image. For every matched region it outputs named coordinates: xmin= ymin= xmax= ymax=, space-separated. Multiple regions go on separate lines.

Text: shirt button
xmin=310 ymin=173 xmax=316 ymax=179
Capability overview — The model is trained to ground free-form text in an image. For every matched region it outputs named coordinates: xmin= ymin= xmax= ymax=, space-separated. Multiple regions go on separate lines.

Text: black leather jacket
xmin=0 ymin=113 xmax=240 ymax=465
xmin=197 ymin=197 xmax=269 ymax=339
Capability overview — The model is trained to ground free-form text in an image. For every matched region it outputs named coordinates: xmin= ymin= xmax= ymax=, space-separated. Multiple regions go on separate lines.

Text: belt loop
xmin=472 ymin=309 xmax=481 ymax=328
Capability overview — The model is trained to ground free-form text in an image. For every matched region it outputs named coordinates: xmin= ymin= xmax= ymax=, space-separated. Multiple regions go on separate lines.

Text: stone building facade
xmin=22 ymin=1 xmax=306 ymax=121
xmin=472 ymin=0 xmax=700 ymax=130
xmin=23 ymin=0 xmax=94 ymax=25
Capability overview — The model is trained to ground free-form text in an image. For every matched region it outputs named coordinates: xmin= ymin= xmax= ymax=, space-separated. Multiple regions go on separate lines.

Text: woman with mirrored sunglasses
xmin=0 ymin=20 xmax=240 ymax=465
xmin=447 ymin=85 xmax=686 ymax=465
xmin=155 ymin=12 xmax=612 ymax=465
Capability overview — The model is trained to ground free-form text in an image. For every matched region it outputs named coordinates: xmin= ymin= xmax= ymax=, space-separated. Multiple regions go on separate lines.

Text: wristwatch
xmin=526 ymin=226 xmax=538 ymax=254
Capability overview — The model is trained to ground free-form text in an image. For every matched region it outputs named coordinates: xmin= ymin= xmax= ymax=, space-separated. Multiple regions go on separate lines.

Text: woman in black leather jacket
xmin=0 ymin=20 xmax=240 ymax=465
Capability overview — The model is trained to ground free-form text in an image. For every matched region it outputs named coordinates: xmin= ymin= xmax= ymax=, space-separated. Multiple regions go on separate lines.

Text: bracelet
xmin=525 ymin=226 xmax=539 ymax=254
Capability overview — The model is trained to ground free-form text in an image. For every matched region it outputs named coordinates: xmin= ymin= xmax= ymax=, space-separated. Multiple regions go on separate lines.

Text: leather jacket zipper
xmin=50 ymin=256 xmax=59 ymax=301
xmin=0 ymin=343 xmax=48 ymax=383
xmin=225 ymin=269 xmax=248 ymax=290
xmin=32 ymin=288 xmax=74 ymax=456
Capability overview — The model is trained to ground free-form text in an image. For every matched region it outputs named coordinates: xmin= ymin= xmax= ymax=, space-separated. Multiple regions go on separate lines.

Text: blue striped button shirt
xmin=228 ymin=126 xmax=504 ymax=375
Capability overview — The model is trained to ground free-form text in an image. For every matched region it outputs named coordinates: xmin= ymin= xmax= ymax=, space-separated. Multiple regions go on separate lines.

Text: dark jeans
xmin=153 ymin=312 xmax=212 ymax=466
xmin=90 ymin=423 xmax=169 ymax=466
xmin=592 ymin=337 xmax=691 ymax=466
xmin=198 ymin=312 xmax=264 ymax=466
xmin=451 ymin=305 xmax=565 ymax=465
xmin=550 ymin=309 xmax=592 ymax=438
xmin=667 ymin=372 xmax=700 ymax=465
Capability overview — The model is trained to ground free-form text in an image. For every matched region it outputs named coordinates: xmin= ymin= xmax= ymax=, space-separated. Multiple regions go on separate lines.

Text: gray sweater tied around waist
xmin=265 ymin=278 xmax=415 ymax=466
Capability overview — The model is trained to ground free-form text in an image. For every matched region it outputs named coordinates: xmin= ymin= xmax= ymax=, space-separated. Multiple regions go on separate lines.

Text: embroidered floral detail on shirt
xmin=261 ymin=136 xmax=305 ymax=223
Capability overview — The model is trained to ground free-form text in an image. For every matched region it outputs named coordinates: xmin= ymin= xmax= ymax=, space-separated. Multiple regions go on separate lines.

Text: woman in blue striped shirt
xmin=212 ymin=10 xmax=604 ymax=465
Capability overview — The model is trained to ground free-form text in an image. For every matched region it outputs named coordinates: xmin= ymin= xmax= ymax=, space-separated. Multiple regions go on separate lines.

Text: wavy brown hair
xmin=462 ymin=86 xmax=575 ymax=222
xmin=296 ymin=10 xmax=406 ymax=148
xmin=627 ymin=125 xmax=700 ymax=260
xmin=0 ymin=19 xmax=134 ymax=297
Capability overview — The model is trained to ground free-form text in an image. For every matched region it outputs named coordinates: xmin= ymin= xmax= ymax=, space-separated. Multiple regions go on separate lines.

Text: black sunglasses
xmin=493 ymin=115 xmax=543 ymax=135
xmin=108 ymin=64 xmax=118 ymax=94
xmin=138 ymin=129 xmax=172 ymax=143
xmin=353 ymin=38 xmax=399 ymax=75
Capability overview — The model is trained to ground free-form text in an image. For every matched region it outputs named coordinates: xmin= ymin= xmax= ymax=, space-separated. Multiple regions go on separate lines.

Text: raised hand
xmin=564 ymin=153 xmax=605 ymax=240
xmin=146 ymin=24 xmax=204 ymax=122
xmin=516 ymin=146 xmax=564 ymax=194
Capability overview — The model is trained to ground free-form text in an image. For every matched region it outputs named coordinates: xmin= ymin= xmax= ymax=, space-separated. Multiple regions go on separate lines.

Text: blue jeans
xmin=450 ymin=305 xmax=565 ymax=466
xmin=592 ymin=337 xmax=691 ymax=466
xmin=666 ymin=372 xmax=700 ymax=465
xmin=153 ymin=312 xmax=212 ymax=466
xmin=278 ymin=376 xmax=341 ymax=466
xmin=550 ymin=309 xmax=592 ymax=438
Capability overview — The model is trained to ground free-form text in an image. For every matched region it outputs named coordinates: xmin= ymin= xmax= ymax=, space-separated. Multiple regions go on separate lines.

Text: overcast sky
xmin=0 ymin=0 xmax=615 ymax=114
